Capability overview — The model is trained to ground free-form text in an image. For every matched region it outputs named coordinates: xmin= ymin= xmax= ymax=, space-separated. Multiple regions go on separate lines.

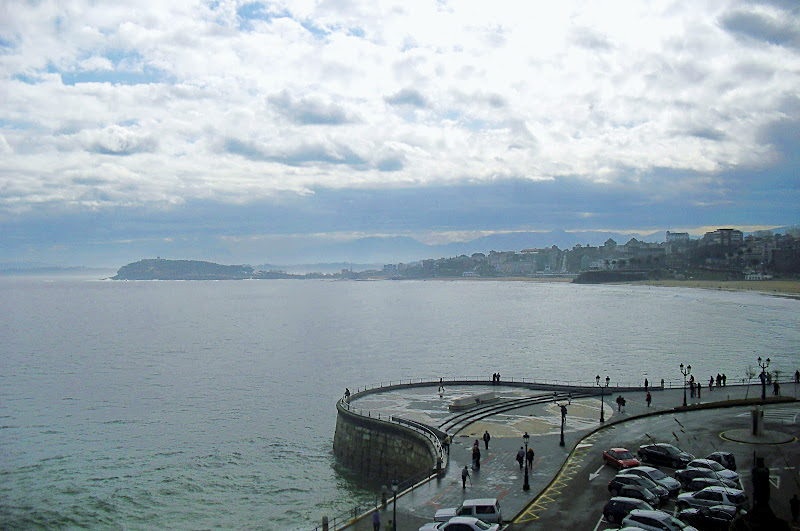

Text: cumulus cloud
xmin=0 ymin=0 xmax=798 ymax=263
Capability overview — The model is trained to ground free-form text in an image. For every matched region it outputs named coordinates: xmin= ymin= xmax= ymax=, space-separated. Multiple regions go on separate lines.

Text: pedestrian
xmin=620 ymin=397 xmax=626 ymax=412
xmin=372 ymin=509 xmax=380 ymax=531
xmin=709 ymin=376 xmax=714 ymax=390
xmin=722 ymin=373 xmax=727 ymax=386
xmin=646 ymin=391 xmax=652 ymax=407
xmin=689 ymin=380 xmax=695 ymax=398
xmin=697 ymin=381 xmax=701 ymax=399
xmin=344 ymin=388 xmax=351 ymax=400
xmin=795 ymin=370 xmax=799 ymax=384
xmin=644 ymin=378 xmax=648 ymax=390
xmin=472 ymin=445 xmax=481 ymax=470
xmin=462 ymin=465 xmax=470 ymax=488
xmin=516 ymin=447 xmax=525 ymax=469
xmin=790 ymin=493 xmax=799 ymax=522
xmin=443 ymin=434 xmax=451 ymax=455
xmin=616 ymin=395 xmax=623 ymax=412
xmin=716 ymin=373 xmax=722 ymax=387
xmin=660 ymin=378 xmax=664 ymax=389
xmin=774 ymin=380 xmax=780 ymax=396
xmin=483 ymin=430 xmax=491 ymax=450
xmin=526 ymin=447 xmax=534 ymax=469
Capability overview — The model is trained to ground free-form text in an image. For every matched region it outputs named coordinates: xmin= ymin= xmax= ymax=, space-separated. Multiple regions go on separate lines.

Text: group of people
xmin=708 ymin=373 xmax=728 ymax=390
xmin=515 ymin=445 xmax=535 ymax=470
xmin=491 ymin=373 xmax=501 ymax=384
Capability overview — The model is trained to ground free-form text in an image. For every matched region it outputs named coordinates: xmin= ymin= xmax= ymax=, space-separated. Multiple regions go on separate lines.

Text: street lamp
xmin=680 ymin=363 xmax=692 ymax=407
xmin=391 ymin=478 xmax=399 ymax=531
xmin=758 ymin=357 xmax=771 ymax=400
xmin=558 ymin=401 xmax=568 ymax=447
xmin=523 ymin=431 xmax=530 ymax=491
xmin=596 ymin=375 xmax=610 ymax=423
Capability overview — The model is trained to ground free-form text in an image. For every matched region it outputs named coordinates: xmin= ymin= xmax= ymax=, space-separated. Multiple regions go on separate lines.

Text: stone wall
xmin=333 ymin=403 xmax=436 ymax=482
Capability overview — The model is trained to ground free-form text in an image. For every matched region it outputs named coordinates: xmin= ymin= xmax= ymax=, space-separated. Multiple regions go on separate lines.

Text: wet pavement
xmin=340 ymin=382 xmax=799 ymax=531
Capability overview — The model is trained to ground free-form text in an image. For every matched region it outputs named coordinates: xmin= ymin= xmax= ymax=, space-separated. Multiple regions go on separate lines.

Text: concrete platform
xmin=339 ymin=382 xmax=798 ymax=531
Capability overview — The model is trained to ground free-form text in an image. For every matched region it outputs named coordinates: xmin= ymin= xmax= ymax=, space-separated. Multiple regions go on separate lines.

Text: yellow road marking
xmin=513 ymin=433 xmax=601 ymax=523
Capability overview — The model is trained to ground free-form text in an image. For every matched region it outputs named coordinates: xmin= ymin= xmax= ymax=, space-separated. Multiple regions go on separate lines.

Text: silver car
xmin=676 ymin=486 xmax=749 ymax=512
xmin=621 ymin=509 xmax=698 ymax=531
xmin=685 ymin=459 xmax=739 ymax=484
xmin=624 ymin=466 xmax=682 ymax=496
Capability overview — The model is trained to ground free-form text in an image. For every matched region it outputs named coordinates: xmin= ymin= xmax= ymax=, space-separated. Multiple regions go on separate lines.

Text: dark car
xmin=616 ymin=484 xmax=661 ymax=508
xmin=604 ymin=448 xmax=642 ymax=470
xmin=685 ymin=477 xmax=733 ymax=492
xmin=705 ymin=452 xmax=736 ymax=471
xmin=638 ymin=443 xmax=694 ymax=469
xmin=677 ymin=504 xmax=739 ymax=530
xmin=675 ymin=467 xmax=739 ymax=489
xmin=603 ymin=496 xmax=654 ymax=525
xmin=625 ymin=466 xmax=682 ymax=496
xmin=609 ymin=473 xmax=670 ymax=504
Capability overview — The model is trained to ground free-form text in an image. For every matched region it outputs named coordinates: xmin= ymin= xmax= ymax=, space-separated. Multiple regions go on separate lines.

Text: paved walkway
xmin=341 ymin=381 xmax=798 ymax=531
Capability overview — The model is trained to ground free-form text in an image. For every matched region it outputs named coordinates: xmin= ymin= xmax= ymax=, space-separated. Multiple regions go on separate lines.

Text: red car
xmin=603 ymin=448 xmax=641 ymax=470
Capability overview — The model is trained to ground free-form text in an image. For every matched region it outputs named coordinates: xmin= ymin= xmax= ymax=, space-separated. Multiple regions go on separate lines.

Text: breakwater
xmin=333 ymin=398 xmax=438 ymax=482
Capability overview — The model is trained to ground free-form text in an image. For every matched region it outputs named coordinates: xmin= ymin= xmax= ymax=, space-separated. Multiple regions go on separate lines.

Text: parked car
xmin=603 ymin=496 xmax=654 ymax=525
xmin=434 ymin=499 xmax=502 ymax=524
xmin=638 ymin=443 xmax=694 ymax=468
xmin=675 ymin=467 xmax=738 ymax=489
xmin=705 ymin=451 xmax=736 ymax=471
xmin=624 ymin=466 xmax=682 ymax=496
xmin=609 ymin=474 xmax=669 ymax=504
xmin=684 ymin=459 xmax=739 ymax=484
xmin=420 ymin=516 xmax=500 ymax=531
xmin=604 ymin=447 xmax=642 ymax=470
xmin=676 ymin=486 xmax=749 ymax=512
xmin=615 ymin=484 xmax=661 ymax=508
xmin=684 ymin=477 xmax=734 ymax=492
xmin=677 ymin=504 xmax=740 ymax=530
xmin=621 ymin=509 xmax=699 ymax=531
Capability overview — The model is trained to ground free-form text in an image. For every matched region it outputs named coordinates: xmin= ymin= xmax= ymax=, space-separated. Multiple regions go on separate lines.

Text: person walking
xmin=795 ymin=370 xmax=799 ymax=384
xmin=472 ymin=445 xmax=481 ymax=470
xmin=516 ymin=447 xmax=525 ymax=469
xmin=372 ymin=509 xmax=380 ymax=531
xmin=646 ymin=391 xmax=652 ymax=408
xmin=644 ymin=378 xmax=648 ymax=390
xmin=462 ymin=465 xmax=470 ymax=488
xmin=526 ymin=446 xmax=534 ymax=469
xmin=774 ymin=380 xmax=780 ymax=396
xmin=483 ymin=430 xmax=491 ymax=450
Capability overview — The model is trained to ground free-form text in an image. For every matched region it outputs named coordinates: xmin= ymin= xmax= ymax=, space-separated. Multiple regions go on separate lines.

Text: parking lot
xmin=507 ymin=403 xmax=800 ymax=530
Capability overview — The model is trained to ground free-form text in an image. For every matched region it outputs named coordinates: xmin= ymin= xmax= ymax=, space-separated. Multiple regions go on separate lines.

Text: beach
xmin=625 ymin=279 xmax=800 ymax=299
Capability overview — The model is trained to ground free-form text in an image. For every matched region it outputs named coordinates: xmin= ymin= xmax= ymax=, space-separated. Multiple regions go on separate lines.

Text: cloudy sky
xmin=1 ymin=0 xmax=798 ymax=266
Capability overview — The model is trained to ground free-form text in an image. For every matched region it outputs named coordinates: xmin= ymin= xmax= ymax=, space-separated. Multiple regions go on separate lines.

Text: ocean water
xmin=1 ymin=276 xmax=798 ymax=529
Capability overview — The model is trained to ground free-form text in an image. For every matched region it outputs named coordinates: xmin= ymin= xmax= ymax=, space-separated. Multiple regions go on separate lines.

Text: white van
xmin=434 ymin=498 xmax=502 ymax=523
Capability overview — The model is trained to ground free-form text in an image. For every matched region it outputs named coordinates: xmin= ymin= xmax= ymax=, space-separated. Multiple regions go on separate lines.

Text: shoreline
xmin=446 ymin=276 xmax=800 ymax=299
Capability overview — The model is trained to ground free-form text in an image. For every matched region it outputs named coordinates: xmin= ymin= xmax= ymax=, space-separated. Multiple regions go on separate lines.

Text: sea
xmin=1 ymin=274 xmax=798 ymax=529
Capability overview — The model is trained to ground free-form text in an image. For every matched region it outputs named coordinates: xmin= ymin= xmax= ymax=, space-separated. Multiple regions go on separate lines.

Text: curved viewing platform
xmin=323 ymin=377 xmax=799 ymax=531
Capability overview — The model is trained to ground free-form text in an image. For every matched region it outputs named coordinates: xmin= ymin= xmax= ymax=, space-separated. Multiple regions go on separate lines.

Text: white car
xmin=419 ymin=516 xmax=500 ymax=531
xmin=434 ymin=498 xmax=502 ymax=523
xmin=621 ymin=509 xmax=698 ymax=531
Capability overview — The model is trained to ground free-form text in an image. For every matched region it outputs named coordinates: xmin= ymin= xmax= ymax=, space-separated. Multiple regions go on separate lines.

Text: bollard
xmin=322 ymin=515 xmax=328 ymax=531
xmin=381 ymin=485 xmax=388 ymax=509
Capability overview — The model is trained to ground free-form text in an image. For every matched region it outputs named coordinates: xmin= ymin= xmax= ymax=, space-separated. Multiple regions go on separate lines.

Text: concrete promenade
xmin=338 ymin=380 xmax=799 ymax=531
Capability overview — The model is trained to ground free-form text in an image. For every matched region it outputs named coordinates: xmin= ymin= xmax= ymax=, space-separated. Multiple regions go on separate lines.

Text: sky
xmin=1 ymin=0 xmax=799 ymax=267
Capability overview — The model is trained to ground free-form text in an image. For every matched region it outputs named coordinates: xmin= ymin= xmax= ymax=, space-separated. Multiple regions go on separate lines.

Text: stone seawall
xmin=333 ymin=402 xmax=436 ymax=481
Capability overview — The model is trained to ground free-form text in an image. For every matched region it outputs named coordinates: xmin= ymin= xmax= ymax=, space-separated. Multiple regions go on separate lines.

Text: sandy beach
xmin=624 ymin=279 xmax=800 ymax=299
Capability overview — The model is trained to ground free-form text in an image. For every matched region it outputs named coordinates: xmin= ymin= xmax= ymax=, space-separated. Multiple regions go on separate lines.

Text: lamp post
xmin=758 ymin=357 xmax=770 ymax=400
xmin=391 ymin=478 xmax=398 ymax=531
xmin=596 ymin=374 xmax=609 ymax=423
xmin=558 ymin=401 xmax=568 ymax=447
xmin=523 ymin=431 xmax=530 ymax=491
xmin=680 ymin=363 xmax=691 ymax=407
